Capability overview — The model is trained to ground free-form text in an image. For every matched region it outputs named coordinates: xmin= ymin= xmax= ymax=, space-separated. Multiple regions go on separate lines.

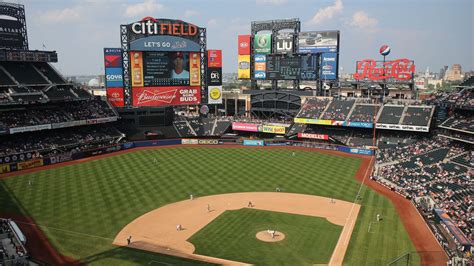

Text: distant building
xmin=445 ymin=64 xmax=463 ymax=81
xmin=439 ymin=65 xmax=448 ymax=80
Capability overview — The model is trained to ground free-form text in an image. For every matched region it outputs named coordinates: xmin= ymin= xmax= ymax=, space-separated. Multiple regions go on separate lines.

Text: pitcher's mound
xmin=256 ymin=230 xmax=285 ymax=242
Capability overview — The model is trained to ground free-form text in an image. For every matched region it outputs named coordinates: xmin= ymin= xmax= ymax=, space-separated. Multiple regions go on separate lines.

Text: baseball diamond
xmin=2 ymin=145 xmax=434 ymax=265
xmin=0 ymin=2 xmax=471 ymax=266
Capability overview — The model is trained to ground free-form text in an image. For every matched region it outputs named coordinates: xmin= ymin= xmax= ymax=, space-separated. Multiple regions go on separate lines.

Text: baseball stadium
xmin=0 ymin=2 xmax=472 ymax=266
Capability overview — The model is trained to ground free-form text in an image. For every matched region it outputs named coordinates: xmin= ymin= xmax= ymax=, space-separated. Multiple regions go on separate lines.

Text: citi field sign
xmin=131 ymin=17 xmax=198 ymax=36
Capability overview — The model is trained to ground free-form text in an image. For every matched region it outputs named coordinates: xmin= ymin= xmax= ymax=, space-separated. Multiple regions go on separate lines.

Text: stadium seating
xmin=348 ymin=104 xmax=379 ymax=122
xmin=401 ymin=106 xmax=433 ymax=126
xmin=296 ymin=98 xmax=330 ymax=119
xmin=440 ymin=116 xmax=474 ymax=133
xmin=1 ymin=62 xmax=48 ymax=85
xmin=377 ymin=105 xmax=404 ymax=124
xmin=321 ymin=99 xmax=355 ymax=120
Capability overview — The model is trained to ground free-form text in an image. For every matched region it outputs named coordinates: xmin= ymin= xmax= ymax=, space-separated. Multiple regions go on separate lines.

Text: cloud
xmin=37 ymin=7 xmax=83 ymax=23
xmin=256 ymin=0 xmax=287 ymax=5
xmin=123 ymin=0 xmax=165 ymax=18
xmin=184 ymin=9 xmax=199 ymax=18
xmin=307 ymin=0 xmax=343 ymax=25
xmin=349 ymin=11 xmax=378 ymax=31
xmin=207 ymin=19 xmax=218 ymax=28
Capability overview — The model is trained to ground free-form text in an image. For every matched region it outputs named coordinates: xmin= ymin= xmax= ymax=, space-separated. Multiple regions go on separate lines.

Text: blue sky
xmin=21 ymin=0 xmax=473 ymax=75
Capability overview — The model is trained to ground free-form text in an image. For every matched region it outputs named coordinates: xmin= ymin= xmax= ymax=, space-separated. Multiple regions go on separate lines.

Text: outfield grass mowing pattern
xmin=1 ymin=147 xmax=418 ymax=265
xmin=189 ymin=208 xmax=342 ymax=265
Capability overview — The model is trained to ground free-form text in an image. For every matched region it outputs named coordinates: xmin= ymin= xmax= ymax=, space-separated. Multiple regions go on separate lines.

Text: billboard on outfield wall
xmin=106 ymin=87 xmax=125 ymax=107
xmin=208 ymin=86 xmax=222 ymax=104
xmin=132 ymin=86 xmax=201 ymax=106
xmin=243 ymin=140 xmax=264 ymax=146
xmin=208 ymin=50 xmax=222 ymax=67
xmin=238 ymin=35 xmax=251 ymax=55
xmin=254 ymin=33 xmax=271 ymax=54
xmin=17 ymin=159 xmax=43 ymax=170
xmin=130 ymin=51 xmax=144 ymax=87
xmin=0 ymin=164 xmax=10 ymax=174
xmin=276 ymin=33 xmax=293 ymax=53
xmin=232 ymin=122 xmax=286 ymax=134
xmin=298 ymin=31 xmax=338 ymax=53
xmin=298 ymin=132 xmax=329 ymax=140
xmin=238 ymin=55 xmax=250 ymax=79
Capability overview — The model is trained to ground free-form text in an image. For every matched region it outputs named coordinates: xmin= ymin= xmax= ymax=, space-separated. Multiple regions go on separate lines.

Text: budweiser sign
xmin=137 ymin=88 xmax=177 ymax=105
xmin=132 ymin=86 xmax=200 ymax=107
xmin=353 ymin=58 xmax=415 ymax=81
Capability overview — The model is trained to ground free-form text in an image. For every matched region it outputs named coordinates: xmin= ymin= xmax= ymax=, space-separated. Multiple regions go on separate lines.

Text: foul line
xmin=13 ymin=220 xmax=113 ymax=241
xmin=343 ymin=155 xmax=374 ymax=246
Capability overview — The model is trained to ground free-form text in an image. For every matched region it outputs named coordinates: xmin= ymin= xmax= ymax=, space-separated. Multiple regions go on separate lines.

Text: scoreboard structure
xmin=239 ymin=18 xmax=340 ymax=94
xmin=104 ymin=17 xmax=223 ymax=108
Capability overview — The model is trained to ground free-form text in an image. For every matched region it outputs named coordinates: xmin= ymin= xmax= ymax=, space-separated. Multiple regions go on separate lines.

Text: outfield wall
xmin=0 ymin=139 xmax=373 ymax=175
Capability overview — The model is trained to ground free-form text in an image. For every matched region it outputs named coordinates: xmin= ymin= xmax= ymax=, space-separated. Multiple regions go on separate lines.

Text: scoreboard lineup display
xmin=243 ymin=23 xmax=340 ymax=82
xmin=265 ymin=54 xmax=318 ymax=80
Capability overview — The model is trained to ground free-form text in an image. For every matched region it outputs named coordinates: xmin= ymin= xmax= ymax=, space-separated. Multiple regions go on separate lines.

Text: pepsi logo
xmin=379 ymin=45 xmax=391 ymax=56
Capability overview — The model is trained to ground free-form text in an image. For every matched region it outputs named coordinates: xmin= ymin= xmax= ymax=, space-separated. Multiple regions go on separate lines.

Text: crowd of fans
xmin=173 ymin=116 xmax=232 ymax=137
xmin=321 ymin=100 xmax=355 ymax=121
xmin=441 ymin=115 xmax=474 ymax=133
xmin=0 ymin=125 xmax=123 ymax=159
xmin=374 ymin=136 xmax=473 ymax=257
xmin=0 ymin=219 xmax=28 ymax=266
xmin=0 ymin=99 xmax=116 ymax=129
xmin=348 ymin=105 xmax=379 ymax=123
xmin=296 ymin=98 xmax=330 ymax=119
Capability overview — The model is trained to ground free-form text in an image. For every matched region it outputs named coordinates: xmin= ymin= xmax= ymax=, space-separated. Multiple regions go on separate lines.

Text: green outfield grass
xmin=0 ymin=147 xmax=418 ymax=265
xmin=189 ymin=208 xmax=342 ymax=264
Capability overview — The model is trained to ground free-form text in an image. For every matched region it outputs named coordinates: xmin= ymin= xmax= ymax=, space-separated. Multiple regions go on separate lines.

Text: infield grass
xmin=189 ymin=208 xmax=342 ymax=264
xmin=0 ymin=147 xmax=418 ymax=265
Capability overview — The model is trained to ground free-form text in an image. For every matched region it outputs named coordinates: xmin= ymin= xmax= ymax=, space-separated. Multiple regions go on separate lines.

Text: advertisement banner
xmin=208 ymin=86 xmax=222 ymax=104
xmin=207 ymin=68 xmax=222 ymax=86
xmin=260 ymin=125 xmax=286 ymax=134
xmin=346 ymin=121 xmax=374 ymax=128
xmin=238 ymin=35 xmax=251 ymax=55
xmin=104 ymin=48 xmax=123 ymax=68
xmin=132 ymin=86 xmax=201 ymax=106
xmin=182 ymin=139 xmax=199 ymax=145
xmin=189 ymin=52 xmax=201 ymax=86
xmin=198 ymin=139 xmax=220 ymax=145
xmin=106 ymin=87 xmax=125 ymax=107
xmin=105 ymin=68 xmax=124 ymax=88
xmin=51 ymin=120 xmax=87 ymax=129
xmin=232 ymin=122 xmax=259 ymax=132
xmin=0 ymin=164 xmax=10 ymax=174
xmin=298 ymin=31 xmax=338 ymax=53
xmin=17 ymin=159 xmax=43 ymax=170
xmin=293 ymin=118 xmax=332 ymax=125
xmin=243 ymin=139 xmax=264 ymax=146
xmin=238 ymin=55 xmax=250 ymax=79
xmin=254 ymin=33 xmax=271 ymax=54
xmin=321 ymin=53 xmax=338 ymax=80
xmin=353 ymin=59 xmax=415 ymax=81
xmin=130 ymin=51 xmax=144 ymax=87
xmin=9 ymin=124 xmax=51 ymax=134
xmin=298 ymin=132 xmax=329 ymax=140
xmin=86 ymin=117 xmax=118 ymax=125
xmin=254 ymin=54 xmax=266 ymax=79
xmin=130 ymin=35 xmax=200 ymax=52
xmin=207 ymin=50 xmax=222 ymax=68
xmin=276 ymin=33 xmax=293 ymax=53
xmin=376 ymin=123 xmax=429 ymax=132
